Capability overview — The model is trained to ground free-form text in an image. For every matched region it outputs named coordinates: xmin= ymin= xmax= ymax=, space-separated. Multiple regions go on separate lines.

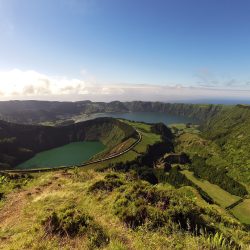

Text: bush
xmin=43 ymin=207 xmax=92 ymax=237
xmin=113 ymin=182 xmax=214 ymax=234
xmin=43 ymin=207 xmax=109 ymax=248
xmin=0 ymin=192 xmax=4 ymax=200
xmin=88 ymin=174 xmax=124 ymax=193
xmin=137 ymin=167 xmax=158 ymax=184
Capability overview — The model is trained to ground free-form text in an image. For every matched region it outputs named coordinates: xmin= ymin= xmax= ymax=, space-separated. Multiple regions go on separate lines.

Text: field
xmin=182 ymin=170 xmax=241 ymax=208
xmin=231 ymin=199 xmax=250 ymax=224
xmin=127 ymin=122 xmax=161 ymax=154
xmin=87 ymin=120 xmax=161 ymax=170
xmin=169 ymin=123 xmax=200 ymax=135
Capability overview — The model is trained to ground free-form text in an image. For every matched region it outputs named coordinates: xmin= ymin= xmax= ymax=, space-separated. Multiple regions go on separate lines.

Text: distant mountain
xmin=0 ymin=100 xmax=226 ymax=124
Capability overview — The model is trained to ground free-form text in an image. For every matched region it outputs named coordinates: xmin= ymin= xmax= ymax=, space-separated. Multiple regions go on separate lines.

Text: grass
xmin=85 ymin=120 xmax=161 ymax=170
xmin=133 ymin=130 xmax=160 ymax=153
xmin=122 ymin=120 xmax=161 ymax=154
xmin=230 ymin=199 xmax=250 ymax=225
xmin=175 ymin=132 xmax=221 ymax=159
xmin=202 ymin=105 xmax=250 ymax=189
xmin=0 ymin=169 xmax=248 ymax=249
xmin=91 ymin=137 xmax=137 ymax=160
xmin=182 ymin=170 xmax=241 ymax=208
xmin=169 ymin=123 xmax=200 ymax=135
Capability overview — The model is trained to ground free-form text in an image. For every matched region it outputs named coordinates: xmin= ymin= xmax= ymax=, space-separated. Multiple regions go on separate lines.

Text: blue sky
xmin=0 ymin=0 xmax=250 ymax=101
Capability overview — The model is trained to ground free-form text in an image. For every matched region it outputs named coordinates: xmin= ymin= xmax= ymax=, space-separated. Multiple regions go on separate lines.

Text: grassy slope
xmin=1 ymin=117 xmax=250 ymax=249
xmin=173 ymin=105 xmax=250 ymax=194
xmin=202 ymin=105 xmax=250 ymax=189
xmin=88 ymin=121 xmax=161 ymax=170
xmin=125 ymin=120 xmax=161 ymax=153
xmin=175 ymin=132 xmax=222 ymax=159
xmin=0 ymin=169 xmax=249 ymax=250
xmin=182 ymin=170 xmax=241 ymax=208
xmin=174 ymin=125 xmax=250 ymax=224
xmin=231 ymin=199 xmax=250 ymax=225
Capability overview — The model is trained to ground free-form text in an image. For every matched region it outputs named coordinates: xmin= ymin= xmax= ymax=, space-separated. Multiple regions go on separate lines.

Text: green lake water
xmin=16 ymin=141 xmax=106 ymax=169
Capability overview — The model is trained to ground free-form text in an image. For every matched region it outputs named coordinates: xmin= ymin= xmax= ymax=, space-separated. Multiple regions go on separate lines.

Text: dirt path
xmin=0 ymin=172 xmax=135 ymax=249
xmin=0 ymin=173 xmax=64 ymax=230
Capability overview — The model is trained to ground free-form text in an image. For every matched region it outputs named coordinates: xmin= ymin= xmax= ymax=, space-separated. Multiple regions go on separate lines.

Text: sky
xmin=1 ymin=0 xmax=250 ymax=102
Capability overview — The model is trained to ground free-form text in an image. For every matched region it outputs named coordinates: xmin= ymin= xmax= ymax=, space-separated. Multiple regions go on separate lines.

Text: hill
xmin=0 ymin=102 xmax=250 ymax=249
xmin=0 ymin=100 xmax=225 ymax=124
xmin=0 ymin=117 xmax=137 ymax=170
xmin=202 ymin=105 xmax=250 ymax=186
xmin=0 ymin=169 xmax=249 ymax=250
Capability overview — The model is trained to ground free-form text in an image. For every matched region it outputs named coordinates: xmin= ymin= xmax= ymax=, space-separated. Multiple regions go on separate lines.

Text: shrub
xmin=42 ymin=207 xmax=109 ymax=248
xmin=88 ymin=223 xmax=110 ymax=249
xmin=104 ymin=173 xmax=120 ymax=180
xmin=43 ymin=207 xmax=91 ymax=237
xmin=113 ymin=182 xmax=214 ymax=234
xmin=88 ymin=174 xmax=124 ymax=193
xmin=137 ymin=167 xmax=158 ymax=184
xmin=0 ymin=192 xmax=4 ymax=200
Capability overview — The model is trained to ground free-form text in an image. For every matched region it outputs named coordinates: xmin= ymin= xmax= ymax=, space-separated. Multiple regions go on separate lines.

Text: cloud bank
xmin=0 ymin=69 xmax=250 ymax=102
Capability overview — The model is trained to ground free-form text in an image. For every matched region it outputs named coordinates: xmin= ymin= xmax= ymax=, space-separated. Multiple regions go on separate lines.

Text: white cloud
xmin=0 ymin=69 xmax=250 ymax=102
xmin=194 ymin=68 xmax=250 ymax=89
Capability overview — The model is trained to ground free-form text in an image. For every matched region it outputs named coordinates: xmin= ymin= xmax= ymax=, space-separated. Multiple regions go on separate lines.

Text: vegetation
xmin=88 ymin=173 xmax=124 ymax=192
xmin=42 ymin=206 xmax=109 ymax=248
xmin=202 ymin=105 xmax=250 ymax=187
xmin=231 ymin=199 xmax=250 ymax=225
xmin=0 ymin=117 xmax=136 ymax=169
xmin=87 ymin=120 xmax=163 ymax=171
xmin=0 ymin=169 xmax=249 ymax=249
xmin=163 ymin=167 xmax=214 ymax=204
xmin=1 ymin=102 xmax=250 ymax=248
xmin=182 ymin=170 xmax=241 ymax=208
xmin=190 ymin=156 xmax=247 ymax=197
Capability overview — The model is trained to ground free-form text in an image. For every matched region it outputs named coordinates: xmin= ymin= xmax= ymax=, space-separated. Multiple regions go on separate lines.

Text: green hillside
xmin=0 ymin=169 xmax=249 ymax=250
xmin=0 ymin=103 xmax=250 ymax=249
xmin=171 ymin=106 xmax=250 ymax=226
xmin=202 ymin=105 xmax=250 ymax=186
xmin=0 ymin=118 xmax=137 ymax=170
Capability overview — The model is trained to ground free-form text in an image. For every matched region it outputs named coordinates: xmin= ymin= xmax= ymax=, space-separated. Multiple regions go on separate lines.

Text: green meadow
xmin=182 ymin=170 xmax=241 ymax=208
xmin=231 ymin=199 xmax=250 ymax=225
xmin=88 ymin=120 xmax=162 ymax=170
